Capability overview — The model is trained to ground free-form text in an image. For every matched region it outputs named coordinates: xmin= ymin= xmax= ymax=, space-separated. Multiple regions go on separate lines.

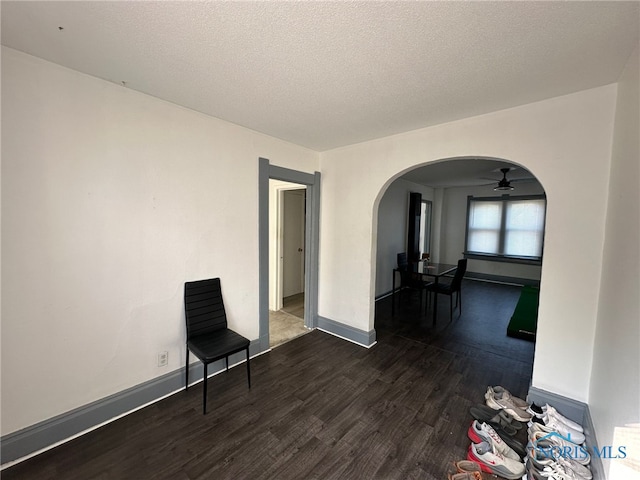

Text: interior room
xmin=374 ymin=158 xmax=544 ymax=336
xmin=1 ymin=2 xmax=638 ymax=479
xmin=268 ymin=179 xmax=309 ymax=348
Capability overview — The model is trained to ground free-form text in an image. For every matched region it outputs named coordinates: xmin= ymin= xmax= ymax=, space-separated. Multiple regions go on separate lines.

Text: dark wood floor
xmin=3 ymin=280 xmax=534 ymax=480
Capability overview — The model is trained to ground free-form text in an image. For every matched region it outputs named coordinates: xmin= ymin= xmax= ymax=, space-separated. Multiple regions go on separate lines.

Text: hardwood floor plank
xmin=3 ymin=281 xmax=534 ymax=480
xmin=258 ymin=436 xmax=331 ymax=480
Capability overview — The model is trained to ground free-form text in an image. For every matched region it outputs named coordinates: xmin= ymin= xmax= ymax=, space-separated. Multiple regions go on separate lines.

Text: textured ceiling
xmin=2 ymin=1 xmax=639 ymax=151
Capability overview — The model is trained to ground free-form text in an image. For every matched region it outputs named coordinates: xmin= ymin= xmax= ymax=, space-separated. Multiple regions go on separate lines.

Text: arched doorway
xmin=372 ymin=156 xmax=545 ymax=387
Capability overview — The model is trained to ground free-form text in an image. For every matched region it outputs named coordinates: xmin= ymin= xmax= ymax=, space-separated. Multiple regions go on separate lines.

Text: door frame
xmin=259 ymin=158 xmax=320 ymax=352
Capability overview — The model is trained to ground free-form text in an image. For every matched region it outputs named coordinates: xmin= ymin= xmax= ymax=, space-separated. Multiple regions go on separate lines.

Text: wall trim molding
xmin=1 ymin=339 xmax=263 ymax=467
xmin=2 ymin=316 xmax=369 ymax=467
xmin=527 ymin=387 xmax=604 ymax=480
xmin=464 ymin=271 xmax=540 ymax=287
xmin=316 ymin=316 xmax=376 ymax=348
xmin=375 ymin=273 xmax=540 ymax=301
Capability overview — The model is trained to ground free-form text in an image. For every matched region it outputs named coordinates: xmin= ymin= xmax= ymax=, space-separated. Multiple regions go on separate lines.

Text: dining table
xmin=391 ymin=260 xmax=458 ymax=325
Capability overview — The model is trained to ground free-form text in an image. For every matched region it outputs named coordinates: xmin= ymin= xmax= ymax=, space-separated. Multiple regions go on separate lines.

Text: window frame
xmin=419 ymin=199 xmax=432 ymax=257
xmin=463 ymin=194 xmax=546 ymax=265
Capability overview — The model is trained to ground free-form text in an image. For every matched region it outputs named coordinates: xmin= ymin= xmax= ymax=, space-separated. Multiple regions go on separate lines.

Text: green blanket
xmin=507 ymin=286 xmax=539 ymax=341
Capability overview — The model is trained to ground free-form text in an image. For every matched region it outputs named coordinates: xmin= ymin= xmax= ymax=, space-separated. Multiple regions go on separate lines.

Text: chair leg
xmin=225 ymin=356 xmax=229 ymax=372
xmin=246 ymin=348 xmax=251 ymax=389
xmin=185 ymin=348 xmax=189 ymax=390
xmin=203 ymin=362 xmax=208 ymax=415
xmin=450 ymin=295 xmax=453 ymax=322
xmin=459 ymin=290 xmax=462 ymax=315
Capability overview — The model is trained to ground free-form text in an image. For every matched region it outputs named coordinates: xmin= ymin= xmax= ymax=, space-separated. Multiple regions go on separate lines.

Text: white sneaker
xmin=486 ymin=389 xmax=532 ymax=422
xmin=487 ymin=385 xmax=529 ymax=409
xmin=529 ymin=430 xmax=591 ymax=466
xmin=529 ymin=421 xmax=583 ymax=445
xmin=468 ymin=420 xmax=521 ymax=460
xmin=468 ymin=441 xmax=526 ymax=479
xmin=544 ymin=405 xmax=584 ymax=433
xmin=527 ymin=446 xmax=592 ymax=480
xmin=541 ymin=416 xmax=585 ymax=445
xmin=542 ymin=462 xmax=590 ymax=480
xmin=556 ymin=456 xmax=592 ymax=479
xmin=527 ymin=403 xmax=584 ymax=433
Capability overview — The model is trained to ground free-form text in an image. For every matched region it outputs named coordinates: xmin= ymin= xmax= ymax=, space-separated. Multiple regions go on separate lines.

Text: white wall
xmin=319 ymin=85 xmax=617 ymax=402
xmin=374 ymin=179 xmax=435 ymax=297
xmin=1 ymin=48 xmax=319 ymax=436
xmin=589 ymin=48 xmax=639 ymax=477
xmin=439 ymin=182 xmax=545 ymax=281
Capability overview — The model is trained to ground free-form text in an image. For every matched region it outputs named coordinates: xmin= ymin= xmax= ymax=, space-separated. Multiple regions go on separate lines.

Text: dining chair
xmin=397 ymin=252 xmax=431 ymax=310
xmin=184 ymin=277 xmax=251 ymax=414
xmin=426 ymin=258 xmax=468 ymax=321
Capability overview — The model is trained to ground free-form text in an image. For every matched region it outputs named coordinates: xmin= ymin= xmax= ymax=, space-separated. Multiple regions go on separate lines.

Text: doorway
xmin=373 ymin=156 xmax=544 ymax=341
xmin=259 ymin=159 xmax=321 ymax=353
xmin=269 ymin=181 xmax=308 ymax=347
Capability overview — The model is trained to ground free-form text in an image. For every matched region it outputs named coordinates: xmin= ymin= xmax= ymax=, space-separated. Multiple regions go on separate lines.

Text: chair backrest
xmin=449 ymin=259 xmax=468 ymax=291
xmin=397 ymin=252 xmax=409 ymax=271
xmin=185 ymin=278 xmax=228 ymax=338
xmin=398 ymin=252 xmax=423 ymax=288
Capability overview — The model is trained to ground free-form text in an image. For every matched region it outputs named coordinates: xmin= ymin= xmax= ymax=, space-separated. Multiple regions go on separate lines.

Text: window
xmin=465 ymin=195 xmax=546 ymax=263
xmin=419 ymin=200 xmax=432 ymax=257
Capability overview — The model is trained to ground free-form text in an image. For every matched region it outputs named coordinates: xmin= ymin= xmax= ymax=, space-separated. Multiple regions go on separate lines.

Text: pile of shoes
xmin=525 ymin=403 xmax=592 ymax=479
xmin=448 ymin=385 xmax=593 ymax=480
xmin=465 ymin=386 xmax=529 ymax=479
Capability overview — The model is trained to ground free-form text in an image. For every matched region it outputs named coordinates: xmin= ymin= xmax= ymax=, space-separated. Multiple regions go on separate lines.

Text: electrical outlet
xmin=157 ymin=351 xmax=168 ymax=367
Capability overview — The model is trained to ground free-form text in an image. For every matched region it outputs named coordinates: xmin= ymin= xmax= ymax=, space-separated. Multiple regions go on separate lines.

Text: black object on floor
xmin=507 ymin=285 xmax=539 ymax=341
xmin=185 ymin=277 xmax=251 ymax=414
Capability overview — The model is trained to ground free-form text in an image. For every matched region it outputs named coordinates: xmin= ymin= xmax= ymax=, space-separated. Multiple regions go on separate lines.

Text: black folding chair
xmin=397 ymin=252 xmax=431 ymax=310
xmin=184 ymin=278 xmax=250 ymax=414
xmin=426 ymin=258 xmax=468 ymax=321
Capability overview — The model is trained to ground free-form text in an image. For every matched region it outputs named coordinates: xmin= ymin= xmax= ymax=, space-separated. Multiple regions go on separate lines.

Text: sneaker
xmin=541 ymin=462 xmax=589 ymax=479
xmin=527 ymin=403 xmax=584 ymax=433
xmin=486 ymin=390 xmax=532 ymax=422
xmin=468 ymin=420 xmax=521 ymax=460
xmin=544 ymin=405 xmax=584 ymax=433
xmin=454 ymin=460 xmax=483 ymax=475
xmin=527 ymin=444 xmax=592 ymax=479
xmin=528 ymin=420 xmax=585 ymax=445
xmin=447 ymin=473 xmax=482 ymax=480
xmin=467 ymin=441 xmax=526 ymax=479
xmin=525 ymin=459 xmax=575 ymax=480
xmin=529 ymin=430 xmax=591 ymax=466
xmin=528 ymin=415 xmax=586 ymax=445
xmin=556 ymin=456 xmax=592 ymax=479
xmin=486 ymin=386 xmax=529 ymax=410
xmin=526 ymin=459 xmax=554 ymax=480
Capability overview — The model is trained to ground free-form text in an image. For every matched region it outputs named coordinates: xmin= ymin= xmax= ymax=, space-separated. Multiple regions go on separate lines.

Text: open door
xmin=282 ymin=189 xmax=306 ymax=300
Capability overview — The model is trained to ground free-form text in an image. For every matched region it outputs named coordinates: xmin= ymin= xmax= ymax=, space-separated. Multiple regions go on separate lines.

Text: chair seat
xmin=187 ymin=329 xmax=250 ymax=364
xmin=426 ymin=282 xmax=453 ymax=294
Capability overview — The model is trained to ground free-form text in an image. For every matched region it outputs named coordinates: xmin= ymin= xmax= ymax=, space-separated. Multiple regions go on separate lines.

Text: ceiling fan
xmin=494 ymin=168 xmax=514 ymax=191
xmin=477 ymin=166 xmax=535 ymax=190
